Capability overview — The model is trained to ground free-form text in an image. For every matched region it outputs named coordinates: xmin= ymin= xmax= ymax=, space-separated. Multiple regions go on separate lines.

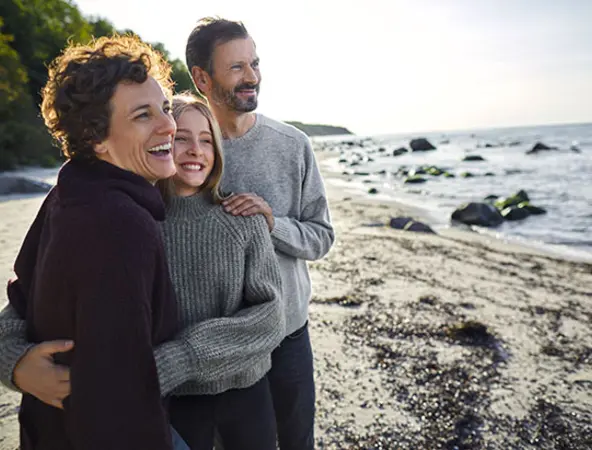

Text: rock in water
xmin=501 ymin=205 xmax=531 ymax=221
xmin=409 ymin=138 xmax=436 ymax=151
xmin=462 ymin=155 xmax=486 ymax=161
xmin=526 ymin=142 xmax=557 ymax=155
xmin=451 ymin=202 xmax=504 ymax=227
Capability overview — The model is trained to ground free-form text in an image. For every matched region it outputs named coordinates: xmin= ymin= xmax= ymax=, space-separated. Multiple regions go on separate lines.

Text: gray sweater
xmin=221 ymin=114 xmax=335 ymax=335
xmin=156 ymin=193 xmax=284 ymax=396
xmin=0 ymin=193 xmax=285 ymax=397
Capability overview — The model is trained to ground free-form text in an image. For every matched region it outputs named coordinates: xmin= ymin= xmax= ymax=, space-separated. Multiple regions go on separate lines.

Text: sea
xmin=315 ymin=122 xmax=592 ymax=262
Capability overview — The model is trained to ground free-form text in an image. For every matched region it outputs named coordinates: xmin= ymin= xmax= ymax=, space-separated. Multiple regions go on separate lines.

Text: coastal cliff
xmin=286 ymin=121 xmax=353 ymax=136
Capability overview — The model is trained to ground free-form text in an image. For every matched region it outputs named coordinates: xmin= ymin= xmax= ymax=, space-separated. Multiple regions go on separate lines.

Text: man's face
xmin=209 ymin=37 xmax=261 ymax=113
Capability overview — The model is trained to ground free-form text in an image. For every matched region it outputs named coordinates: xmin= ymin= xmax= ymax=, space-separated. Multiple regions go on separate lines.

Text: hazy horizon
xmin=71 ymin=0 xmax=592 ymax=136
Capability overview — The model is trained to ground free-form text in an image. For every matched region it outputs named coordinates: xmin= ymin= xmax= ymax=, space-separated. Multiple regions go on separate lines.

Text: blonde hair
xmin=157 ymin=93 xmax=226 ymax=204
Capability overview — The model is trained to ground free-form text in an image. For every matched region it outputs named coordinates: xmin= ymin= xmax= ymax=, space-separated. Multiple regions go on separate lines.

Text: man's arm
xmin=223 ymin=139 xmax=335 ymax=261
xmin=271 ymin=139 xmax=334 ymax=260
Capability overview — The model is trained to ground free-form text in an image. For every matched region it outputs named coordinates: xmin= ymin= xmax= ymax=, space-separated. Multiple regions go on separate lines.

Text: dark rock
xmin=460 ymin=171 xmax=474 ymax=178
xmin=494 ymin=190 xmax=530 ymax=210
xmin=443 ymin=172 xmax=455 ymax=178
xmin=445 ymin=320 xmax=495 ymax=347
xmin=519 ymin=202 xmax=547 ymax=215
xmin=484 ymin=172 xmax=495 ymax=176
xmin=451 ymin=202 xmax=504 ymax=227
xmin=389 ymin=217 xmax=435 ymax=234
xmin=501 ymin=205 xmax=531 ymax=221
xmin=392 ymin=147 xmax=408 ymax=157
xmin=570 ymin=144 xmax=581 ymax=153
xmin=462 ymin=155 xmax=486 ymax=161
xmin=526 ymin=142 xmax=557 ymax=155
xmin=404 ymin=176 xmax=427 ymax=184
xmin=354 ymin=171 xmax=371 ymax=176
xmin=368 ymin=188 xmax=378 ymax=194
xmin=426 ymin=166 xmax=443 ymax=176
xmin=409 ymin=138 xmax=436 ymax=151
xmin=378 ymin=147 xmax=386 ymax=152
xmin=0 ymin=176 xmax=53 ymax=195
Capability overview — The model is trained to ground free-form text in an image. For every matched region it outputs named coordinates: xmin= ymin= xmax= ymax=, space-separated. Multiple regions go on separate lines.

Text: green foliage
xmin=0 ymin=0 xmax=193 ymax=170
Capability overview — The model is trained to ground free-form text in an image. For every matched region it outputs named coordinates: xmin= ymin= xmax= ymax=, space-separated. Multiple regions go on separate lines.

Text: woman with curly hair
xmin=4 ymin=35 xmax=182 ymax=450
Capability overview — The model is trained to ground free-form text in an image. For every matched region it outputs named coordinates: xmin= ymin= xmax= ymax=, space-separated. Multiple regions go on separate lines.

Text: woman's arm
xmin=154 ymin=214 xmax=285 ymax=396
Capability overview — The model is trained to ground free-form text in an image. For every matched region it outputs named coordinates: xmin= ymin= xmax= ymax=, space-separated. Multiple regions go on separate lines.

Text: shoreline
xmin=316 ymin=151 xmax=592 ymax=265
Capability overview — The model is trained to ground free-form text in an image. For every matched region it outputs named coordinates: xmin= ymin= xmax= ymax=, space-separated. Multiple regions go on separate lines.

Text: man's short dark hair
xmin=185 ymin=17 xmax=249 ymax=75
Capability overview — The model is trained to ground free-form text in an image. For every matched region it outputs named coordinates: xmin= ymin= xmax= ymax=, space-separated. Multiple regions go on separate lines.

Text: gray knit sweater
xmin=155 ymin=193 xmax=284 ymax=396
xmin=221 ymin=114 xmax=335 ymax=335
xmin=0 ymin=193 xmax=285 ymax=397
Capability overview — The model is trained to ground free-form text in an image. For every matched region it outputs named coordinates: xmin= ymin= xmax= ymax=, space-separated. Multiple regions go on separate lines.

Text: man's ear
xmin=191 ymin=66 xmax=210 ymax=93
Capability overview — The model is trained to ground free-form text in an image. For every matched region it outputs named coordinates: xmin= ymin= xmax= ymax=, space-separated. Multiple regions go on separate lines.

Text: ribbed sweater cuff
xmin=0 ymin=341 xmax=35 ymax=392
xmin=270 ymin=217 xmax=292 ymax=244
xmin=154 ymin=341 xmax=192 ymax=397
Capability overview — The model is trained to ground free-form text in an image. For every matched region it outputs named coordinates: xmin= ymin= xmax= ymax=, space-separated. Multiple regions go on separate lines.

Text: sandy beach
xmin=0 ymin=156 xmax=591 ymax=449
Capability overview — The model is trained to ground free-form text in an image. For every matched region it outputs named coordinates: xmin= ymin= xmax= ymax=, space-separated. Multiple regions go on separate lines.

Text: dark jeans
xmin=269 ymin=321 xmax=315 ymax=450
xmin=169 ymin=375 xmax=276 ymax=450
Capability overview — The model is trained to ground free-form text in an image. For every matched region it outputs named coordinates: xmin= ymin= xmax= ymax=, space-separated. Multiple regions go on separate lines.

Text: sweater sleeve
xmin=270 ymin=139 xmax=335 ymax=261
xmin=65 ymin=214 xmax=172 ymax=450
xmin=154 ymin=214 xmax=285 ymax=396
xmin=0 ymin=298 xmax=34 ymax=391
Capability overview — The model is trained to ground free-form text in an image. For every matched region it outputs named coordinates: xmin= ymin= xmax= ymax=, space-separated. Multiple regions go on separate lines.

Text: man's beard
xmin=212 ymin=81 xmax=260 ymax=113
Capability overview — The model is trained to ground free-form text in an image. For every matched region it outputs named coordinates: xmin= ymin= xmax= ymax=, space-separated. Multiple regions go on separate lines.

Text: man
xmin=185 ymin=18 xmax=334 ymax=449
xmin=0 ymin=16 xmax=334 ymax=450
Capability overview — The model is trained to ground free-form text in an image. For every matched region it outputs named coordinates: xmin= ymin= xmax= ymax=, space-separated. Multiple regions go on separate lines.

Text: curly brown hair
xmin=41 ymin=34 xmax=174 ymax=160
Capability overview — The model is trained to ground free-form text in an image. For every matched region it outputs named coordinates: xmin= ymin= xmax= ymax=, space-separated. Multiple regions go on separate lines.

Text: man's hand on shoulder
xmin=13 ymin=340 xmax=73 ymax=409
xmin=222 ymin=193 xmax=275 ymax=231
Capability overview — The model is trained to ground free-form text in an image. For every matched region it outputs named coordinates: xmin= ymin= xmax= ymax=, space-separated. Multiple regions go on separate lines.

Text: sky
xmin=71 ymin=0 xmax=592 ymax=136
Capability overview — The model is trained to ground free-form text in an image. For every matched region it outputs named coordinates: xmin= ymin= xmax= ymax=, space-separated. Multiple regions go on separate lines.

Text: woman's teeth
xmin=181 ymin=163 xmax=202 ymax=171
xmin=147 ymin=143 xmax=172 ymax=155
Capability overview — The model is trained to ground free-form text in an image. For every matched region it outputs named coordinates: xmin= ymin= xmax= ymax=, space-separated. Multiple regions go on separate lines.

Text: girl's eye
xmin=164 ymin=105 xmax=172 ymax=114
xmin=200 ymin=139 xmax=212 ymax=145
xmin=135 ymin=112 xmax=149 ymax=119
xmin=174 ymin=136 xmax=186 ymax=142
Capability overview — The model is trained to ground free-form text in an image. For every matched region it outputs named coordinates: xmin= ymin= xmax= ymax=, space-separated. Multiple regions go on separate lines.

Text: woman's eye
xmin=135 ymin=112 xmax=149 ymax=119
xmin=174 ymin=136 xmax=186 ymax=142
